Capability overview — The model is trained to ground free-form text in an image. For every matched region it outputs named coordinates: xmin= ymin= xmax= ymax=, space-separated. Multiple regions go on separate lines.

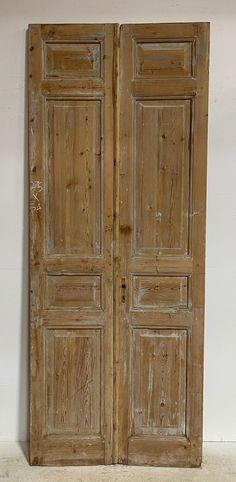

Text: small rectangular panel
xmin=134 ymin=42 xmax=193 ymax=79
xmin=132 ymin=275 xmax=188 ymax=310
xmin=133 ymin=99 xmax=191 ymax=256
xmin=131 ymin=329 xmax=187 ymax=436
xmin=45 ymin=274 xmax=102 ymax=310
xmin=44 ymin=42 xmax=101 ymax=79
xmin=46 ymin=99 xmax=102 ymax=256
xmin=45 ymin=328 xmax=101 ymax=435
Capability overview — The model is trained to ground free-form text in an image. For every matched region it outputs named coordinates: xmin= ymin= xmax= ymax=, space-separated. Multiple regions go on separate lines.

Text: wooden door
xmin=29 ymin=22 xmax=209 ymax=467
xmin=117 ymin=23 xmax=209 ymax=466
xmin=29 ymin=24 xmax=115 ymax=465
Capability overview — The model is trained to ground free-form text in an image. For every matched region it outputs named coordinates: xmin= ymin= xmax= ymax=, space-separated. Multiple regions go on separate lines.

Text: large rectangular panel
xmin=45 ymin=328 xmax=101 ymax=435
xmin=45 ymin=274 xmax=102 ymax=310
xmin=134 ymin=42 xmax=193 ymax=79
xmin=131 ymin=329 xmax=187 ymax=436
xmin=46 ymin=99 xmax=102 ymax=256
xmin=133 ymin=99 xmax=191 ymax=256
xmin=132 ymin=275 xmax=188 ymax=310
xmin=44 ymin=42 xmax=102 ymax=79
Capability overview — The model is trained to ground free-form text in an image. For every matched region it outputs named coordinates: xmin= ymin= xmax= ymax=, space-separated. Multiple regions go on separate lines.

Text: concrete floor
xmin=0 ymin=443 xmax=235 ymax=481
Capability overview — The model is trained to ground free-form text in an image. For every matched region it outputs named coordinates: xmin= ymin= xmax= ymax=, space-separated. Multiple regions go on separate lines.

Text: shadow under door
xmin=28 ymin=22 xmax=209 ymax=467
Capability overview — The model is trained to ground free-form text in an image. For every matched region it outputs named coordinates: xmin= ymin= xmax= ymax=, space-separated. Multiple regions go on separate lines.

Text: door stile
xmin=113 ymin=23 xmax=120 ymax=465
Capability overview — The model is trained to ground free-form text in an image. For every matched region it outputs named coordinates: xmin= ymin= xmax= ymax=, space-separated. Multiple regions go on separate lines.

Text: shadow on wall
xmin=18 ymin=29 xmax=29 ymax=449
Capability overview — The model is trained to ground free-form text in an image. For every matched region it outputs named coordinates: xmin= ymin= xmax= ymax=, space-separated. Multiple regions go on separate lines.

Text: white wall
xmin=0 ymin=0 xmax=235 ymax=442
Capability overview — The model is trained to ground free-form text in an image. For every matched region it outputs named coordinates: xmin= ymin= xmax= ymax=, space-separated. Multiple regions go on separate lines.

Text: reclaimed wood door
xmin=117 ymin=23 xmax=209 ymax=467
xmin=29 ymin=22 xmax=209 ymax=467
xmin=29 ymin=24 xmax=115 ymax=465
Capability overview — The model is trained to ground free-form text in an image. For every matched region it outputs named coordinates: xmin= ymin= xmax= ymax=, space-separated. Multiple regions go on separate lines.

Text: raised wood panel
xmin=44 ymin=42 xmax=101 ymax=79
xmin=134 ymin=42 xmax=193 ymax=79
xmin=45 ymin=328 xmax=101 ymax=435
xmin=46 ymin=98 xmax=102 ymax=256
xmin=131 ymin=329 xmax=187 ymax=436
xmin=132 ymin=275 xmax=188 ymax=310
xmin=45 ymin=274 xmax=102 ymax=310
xmin=133 ymin=99 xmax=191 ymax=256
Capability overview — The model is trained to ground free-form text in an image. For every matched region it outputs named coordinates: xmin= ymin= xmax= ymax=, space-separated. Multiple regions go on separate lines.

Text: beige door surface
xmin=29 ymin=22 xmax=209 ymax=466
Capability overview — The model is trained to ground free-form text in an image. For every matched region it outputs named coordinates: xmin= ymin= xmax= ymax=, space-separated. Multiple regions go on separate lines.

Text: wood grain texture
xmin=118 ymin=22 xmax=209 ymax=467
xmin=131 ymin=329 xmax=187 ymax=437
xmin=132 ymin=275 xmax=188 ymax=310
xmin=29 ymin=22 xmax=209 ymax=467
xmin=113 ymin=22 xmax=120 ymax=464
xmin=45 ymin=274 xmax=102 ymax=310
xmin=135 ymin=41 xmax=193 ymax=79
xmin=133 ymin=99 xmax=191 ymax=256
xmin=29 ymin=23 xmax=115 ymax=466
xmin=44 ymin=42 xmax=101 ymax=79
xmin=45 ymin=329 xmax=101 ymax=435
xmin=46 ymin=98 xmax=102 ymax=256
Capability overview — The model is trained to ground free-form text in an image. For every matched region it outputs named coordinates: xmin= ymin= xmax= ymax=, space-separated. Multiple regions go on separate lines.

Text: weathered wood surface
xmin=29 ymin=23 xmax=115 ymax=465
xmin=117 ymin=22 xmax=209 ymax=467
xmin=29 ymin=22 xmax=209 ymax=467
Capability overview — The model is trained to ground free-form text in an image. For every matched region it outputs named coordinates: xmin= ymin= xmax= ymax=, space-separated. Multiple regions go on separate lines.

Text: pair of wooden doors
xmin=29 ymin=22 xmax=209 ymax=467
